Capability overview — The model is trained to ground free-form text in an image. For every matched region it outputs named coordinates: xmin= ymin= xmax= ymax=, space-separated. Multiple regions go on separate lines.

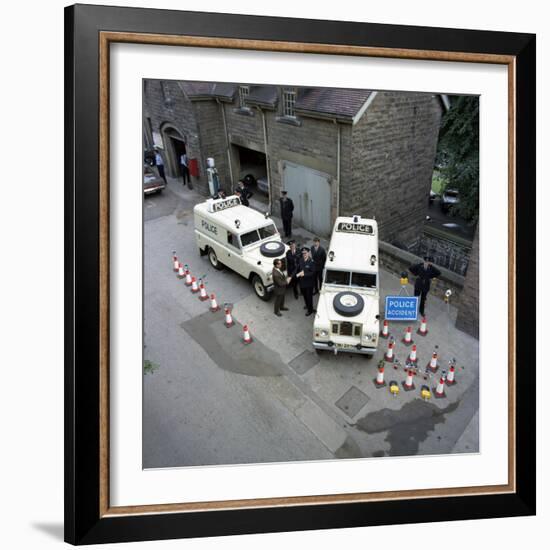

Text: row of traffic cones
xmin=380 ymin=319 xmax=428 ymax=343
xmin=172 ymin=251 xmax=252 ymax=344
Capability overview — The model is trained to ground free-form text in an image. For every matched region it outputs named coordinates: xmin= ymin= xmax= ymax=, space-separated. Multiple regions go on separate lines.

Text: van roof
xmin=194 ymin=196 xmax=275 ymax=234
xmin=325 ymin=216 xmax=378 ymax=272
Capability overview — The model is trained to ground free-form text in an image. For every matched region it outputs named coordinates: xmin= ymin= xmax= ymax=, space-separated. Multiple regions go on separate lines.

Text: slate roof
xmin=245 ymin=86 xmax=279 ymax=109
xmin=179 ymin=81 xmax=237 ymax=101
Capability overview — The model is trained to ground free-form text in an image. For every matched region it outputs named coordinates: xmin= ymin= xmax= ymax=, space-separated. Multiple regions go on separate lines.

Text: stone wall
xmin=348 ymin=92 xmax=443 ymax=246
xmin=455 ymin=227 xmax=479 ymax=338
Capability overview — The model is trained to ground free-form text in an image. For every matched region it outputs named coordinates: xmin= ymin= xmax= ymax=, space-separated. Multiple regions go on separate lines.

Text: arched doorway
xmin=160 ymin=124 xmax=189 ymax=184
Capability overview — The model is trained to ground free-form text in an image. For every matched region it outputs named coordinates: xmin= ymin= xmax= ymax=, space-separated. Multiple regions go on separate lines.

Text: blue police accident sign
xmin=384 ymin=295 xmax=419 ymax=321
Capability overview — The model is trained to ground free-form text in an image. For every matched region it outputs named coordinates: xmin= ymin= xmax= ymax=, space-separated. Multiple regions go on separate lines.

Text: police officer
xmin=279 ymin=190 xmax=294 ymax=238
xmin=285 ymin=240 xmax=301 ymax=299
xmin=311 ymin=237 xmax=326 ymax=295
xmin=235 ymin=188 xmax=249 ymax=207
xmin=408 ymin=256 xmax=441 ymax=316
xmin=296 ymin=247 xmax=316 ymax=316
xmin=272 ymin=259 xmax=291 ymax=316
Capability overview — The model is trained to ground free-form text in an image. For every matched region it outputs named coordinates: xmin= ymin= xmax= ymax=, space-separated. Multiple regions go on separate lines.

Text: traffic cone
xmin=177 ymin=262 xmax=185 ymax=279
xmin=185 ymin=269 xmax=193 ymax=286
xmin=242 ymin=324 xmax=253 ymax=344
xmin=389 ymin=381 xmax=400 ymax=396
xmin=384 ymin=339 xmax=395 ymax=362
xmin=417 ymin=317 xmax=428 ymax=336
xmin=402 ymin=369 xmax=416 ymax=391
xmin=434 ymin=376 xmax=446 ymax=398
xmin=198 ymin=280 xmax=209 ymax=301
xmin=408 ymin=344 xmax=418 ymax=363
xmin=427 ymin=350 xmax=439 ymax=373
xmin=373 ymin=365 xmax=386 ymax=388
xmin=190 ymin=277 xmax=199 ymax=293
xmin=209 ymin=293 xmax=220 ymax=312
xmin=446 ymin=364 xmax=457 ymax=386
xmin=380 ymin=320 xmax=389 ymax=339
xmin=172 ymin=252 xmax=179 ymax=272
xmin=402 ymin=326 xmax=413 ymax=346
xmin=224 ymin=307 xmax=234 ymax=328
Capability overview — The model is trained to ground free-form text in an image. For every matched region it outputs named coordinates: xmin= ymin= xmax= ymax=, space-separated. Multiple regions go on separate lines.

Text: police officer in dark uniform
xmin=279 ymin=190 xmax=294 ymax=238
xmin=285 ymin=240 xmax=301 ymax=299
xmin=311 ymin=237 xmax=327 ymax=295
xmin=296 ymin=247 xmax=316 ymax=316
xmin=408 ymin=256 xmax=441 ymax=316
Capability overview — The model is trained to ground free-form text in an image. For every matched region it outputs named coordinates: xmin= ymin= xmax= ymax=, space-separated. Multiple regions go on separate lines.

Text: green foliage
xmin=144 ymin=359 xmax=160 ymax=375
xmin=436 ymin=96 xmax=479 ymax=223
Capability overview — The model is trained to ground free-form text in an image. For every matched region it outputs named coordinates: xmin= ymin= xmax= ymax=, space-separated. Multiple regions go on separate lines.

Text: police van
xmin=313 ymin=216 xmax=380 ymax=356
xmin=194 ymin=195 xmax=288 ymax=301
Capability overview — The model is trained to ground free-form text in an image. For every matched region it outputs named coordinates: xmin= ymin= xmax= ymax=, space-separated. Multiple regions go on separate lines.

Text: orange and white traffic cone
xmin=446 ymin=364 xmax=457 ymax=386
xmin=427 ymin=350 xmax=439 ymax=373
xmin=380 ymin=320 xmax=389 ymax=339
xmin=209 ymin=293 xmax=220 ymax=312
xmin=402 ymin=326 xmax=414 ymax=346
xmin=417 ymin=316 xmax=428 ymax=336
xmin=434 ymin=375 xmax=446 ymax=398
xmin=384 ymin=339 xmax=395 ymax=362
xmin=224 ymin=307 xmax=234 ymax=328
xmin=177 ymin=262 xmax=185 ymax=279
xmin=198 ymin=280 xmax=209 ymax=301
xmin=190 ymin=277 xmax=199 ymax=293
xmin=408 ymin=344 xmax=418 ymax=363
xmin=242 ymin=324 xmax=253 ymax=344
xmin=402 ymin=368 xmax=416 ymax=391
xmin=185 ymin=268 xmax=193 ymax=286
xmin=172 ymin=252 xmax=179 ymax=272
xmin=373 ymin=365 xmax=386 ymax=387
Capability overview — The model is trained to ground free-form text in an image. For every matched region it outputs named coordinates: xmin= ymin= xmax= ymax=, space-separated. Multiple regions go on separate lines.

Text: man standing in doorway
xmin=408 ymin=256 xmax=441 ymax=317
xmin=296 ymin=247 xmax=316 ymax=316
xmin=180 ymin=151 xmax=189 ymax=186
xmin=154 ymin=149 xmax=166 ymax=183
xmin=311 ymin=237 xmax=327 ymax=295
xmin=279 ymin=190 xmax=294 ymax=238
xmin=272 ymin=259 xmax=291 ymax=317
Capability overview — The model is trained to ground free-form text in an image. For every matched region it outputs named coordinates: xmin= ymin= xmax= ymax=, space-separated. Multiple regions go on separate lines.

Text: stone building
xmin=143 ymin=80 xmax=444 ymax=244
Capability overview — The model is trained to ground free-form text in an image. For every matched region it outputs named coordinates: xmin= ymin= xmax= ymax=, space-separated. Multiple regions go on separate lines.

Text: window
xmin=240 ymin=230 xmax=260 ymax=247
xmin=239 ymin=86 xmax=250 ymax=109
xmin=324 ymin=270 xmax=351 ymax=285
xmin=227 ymin=232 xmax=241 ymax=250
xmin=282 ymin=88 xmax=296 ymax=118
xmin=351 ymin=272 xmax=377 ymax=289
xmin=258 ymin=224 xmax=277 ymax=240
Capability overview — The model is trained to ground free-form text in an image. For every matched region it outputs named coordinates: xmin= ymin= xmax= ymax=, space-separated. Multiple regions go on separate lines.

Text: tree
xmin=435 ymin=96 xmax=479 ymax=223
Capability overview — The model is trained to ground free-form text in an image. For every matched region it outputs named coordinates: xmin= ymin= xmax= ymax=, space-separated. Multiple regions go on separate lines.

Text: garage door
xmin=282 ymin=162 xmax=331 ymax=237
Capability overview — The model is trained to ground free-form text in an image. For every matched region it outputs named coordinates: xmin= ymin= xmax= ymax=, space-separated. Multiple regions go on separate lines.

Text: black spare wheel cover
xmin=333 ymin=292 xmax=365 ymax=317
xmin=260 ymin=241 xmax=286 ymax=258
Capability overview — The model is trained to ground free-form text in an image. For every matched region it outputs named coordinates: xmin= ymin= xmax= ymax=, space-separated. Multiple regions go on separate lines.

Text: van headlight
xmin=363 ymin=332 xmax=378 ymax=342
xmin=320 ymin=329 xmax=329 ymax=337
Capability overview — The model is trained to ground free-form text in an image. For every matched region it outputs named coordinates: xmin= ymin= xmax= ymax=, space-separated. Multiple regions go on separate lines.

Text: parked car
xmin=143 ymin=165 xmax=166 ymax=195
xmin=440 ymin=188 xmax=460 ymax=213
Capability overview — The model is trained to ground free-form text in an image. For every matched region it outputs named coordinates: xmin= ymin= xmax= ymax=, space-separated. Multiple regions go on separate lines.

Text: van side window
xmin=227 ymin=232 xmax=241 ymax=250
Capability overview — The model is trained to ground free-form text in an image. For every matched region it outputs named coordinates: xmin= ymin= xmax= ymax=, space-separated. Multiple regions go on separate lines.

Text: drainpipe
xmin=217 ymin=99 xmax=234 ymax=189
xmin=333 ymin=119 xmax=341 ymax=218
xmin=257 ymin=106 xmax=271 ymax=213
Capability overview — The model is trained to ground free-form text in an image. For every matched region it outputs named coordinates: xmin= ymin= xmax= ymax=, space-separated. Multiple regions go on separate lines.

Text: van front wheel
xmin=208 ymin=248 xmax=223 ymax=270
xmin=251 ymin=274 xmax=271 ymax=301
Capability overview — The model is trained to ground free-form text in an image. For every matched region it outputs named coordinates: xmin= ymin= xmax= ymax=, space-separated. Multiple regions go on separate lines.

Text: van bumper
xmin=312 ymin=341 xmax=377 ymax=356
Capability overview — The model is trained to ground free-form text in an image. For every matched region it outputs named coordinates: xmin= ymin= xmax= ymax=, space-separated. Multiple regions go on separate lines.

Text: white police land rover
xmin=313 ymin=216 xmax=380 ymax=356
xmin=194 ymin=195 xmax=288 ymax=301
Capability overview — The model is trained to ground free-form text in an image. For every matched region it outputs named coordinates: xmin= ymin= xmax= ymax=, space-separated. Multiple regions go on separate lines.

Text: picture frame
xmin=65 ymin=3 xmax=536 ymax=545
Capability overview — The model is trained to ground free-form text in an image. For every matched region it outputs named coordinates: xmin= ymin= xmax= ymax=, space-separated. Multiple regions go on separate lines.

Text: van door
xmin=223 ymin=231 xmax=243 ymax=273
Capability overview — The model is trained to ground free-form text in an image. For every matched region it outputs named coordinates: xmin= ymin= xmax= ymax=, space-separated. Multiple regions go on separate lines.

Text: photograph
xmin=142 ymin=80 xmax=480 ymax=468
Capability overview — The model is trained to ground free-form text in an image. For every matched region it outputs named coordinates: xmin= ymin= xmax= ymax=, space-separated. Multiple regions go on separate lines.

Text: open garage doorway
xmin=233 ymin=144 xmax=268 ymax=205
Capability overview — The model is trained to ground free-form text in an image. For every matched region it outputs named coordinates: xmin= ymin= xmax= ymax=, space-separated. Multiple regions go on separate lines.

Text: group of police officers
xmin=272 ymin=237 xmax=327 ymax=317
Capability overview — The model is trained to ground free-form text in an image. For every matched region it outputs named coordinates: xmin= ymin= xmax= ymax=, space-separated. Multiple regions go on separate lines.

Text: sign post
xmin=384 ymin=295 xmax=419 ymax=322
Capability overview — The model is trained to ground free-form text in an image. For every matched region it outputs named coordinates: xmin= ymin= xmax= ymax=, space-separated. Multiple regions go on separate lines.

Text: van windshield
xmin=351 ymin=272 xmax=377 ymax=288
xmin=240 ymin=230 xmax=260 ymax=247
xmin=324 ymin=270 xmax=377 ymax=289
xmin=325 ymin=270 xmax=350 ymax=285
xmin=258 ymin=224 xmax=277 ymax=239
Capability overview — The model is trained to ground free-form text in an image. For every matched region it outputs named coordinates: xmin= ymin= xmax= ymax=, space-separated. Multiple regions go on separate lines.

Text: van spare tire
xmin=333 ymin=292 xmax=364 ymax=317
xmin=260 ymin=241 xmax=285 ymax=258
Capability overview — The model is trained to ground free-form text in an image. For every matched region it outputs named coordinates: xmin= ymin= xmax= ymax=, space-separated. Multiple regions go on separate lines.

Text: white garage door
xmin=282 ymin=162 xmax=331 ymax=237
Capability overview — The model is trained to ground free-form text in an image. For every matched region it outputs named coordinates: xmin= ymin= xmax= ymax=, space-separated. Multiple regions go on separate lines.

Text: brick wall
xmin=347 ymin=92 xmax=442 ymax=246
xmin=455 ymin=227 xmax=479 ymax=338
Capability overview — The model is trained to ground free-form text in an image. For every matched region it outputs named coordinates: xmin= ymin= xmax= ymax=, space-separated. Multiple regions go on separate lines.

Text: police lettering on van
xmin=193 ymin=195 xmax=288 ymax=300
xmin=313 ymin=215 xmax=380 ymax=356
